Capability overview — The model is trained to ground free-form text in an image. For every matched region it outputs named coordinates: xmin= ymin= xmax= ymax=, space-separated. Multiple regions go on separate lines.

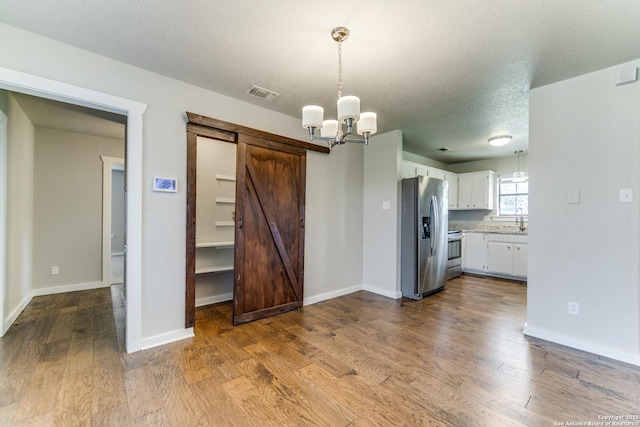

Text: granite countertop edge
xmin=448 ymin=223 xmax=528 ymax=236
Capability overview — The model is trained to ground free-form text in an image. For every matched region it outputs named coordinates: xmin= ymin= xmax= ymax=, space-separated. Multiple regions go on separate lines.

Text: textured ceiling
xmin=2 ymin=0 xmax=640 ymax=163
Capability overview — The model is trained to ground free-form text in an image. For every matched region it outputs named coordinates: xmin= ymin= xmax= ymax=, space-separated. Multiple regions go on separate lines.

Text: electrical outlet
xmin=568 ymin=301 xmax=579 ymax=316
xmin=51 ymin=266 xmax=59 ymax=275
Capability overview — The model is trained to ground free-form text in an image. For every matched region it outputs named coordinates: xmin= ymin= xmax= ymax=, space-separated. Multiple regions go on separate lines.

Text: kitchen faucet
xmin=515 ymin=208 xmax=526 ymax=232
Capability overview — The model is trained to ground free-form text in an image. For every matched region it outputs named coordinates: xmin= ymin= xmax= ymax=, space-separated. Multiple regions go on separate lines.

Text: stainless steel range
xmin=447 ymin=230 xmax=462 ymax=280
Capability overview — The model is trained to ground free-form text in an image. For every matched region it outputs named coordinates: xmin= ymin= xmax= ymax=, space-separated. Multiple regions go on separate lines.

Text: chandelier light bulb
xmin=302 ymin=105 xmax=324 ymax=129
xmin=357 ymin=112 xmax=377 ymax=135
xmin=321 ymin=120 xmax=339 ymax=138
xmin=337 ymin=96 xmax=361 ymax=122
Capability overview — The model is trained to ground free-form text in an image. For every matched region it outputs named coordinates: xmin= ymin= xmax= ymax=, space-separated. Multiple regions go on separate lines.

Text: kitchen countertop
xmin=448 ymin=222 xmax=527 ymax=235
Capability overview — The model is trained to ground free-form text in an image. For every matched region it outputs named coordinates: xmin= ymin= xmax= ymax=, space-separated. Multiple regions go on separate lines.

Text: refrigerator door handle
xmin=430 ymin=195 xmax=438 ymax=256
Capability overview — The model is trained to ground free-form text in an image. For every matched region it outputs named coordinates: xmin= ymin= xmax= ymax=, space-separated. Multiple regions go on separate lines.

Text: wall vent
xmin=246 ymin=84 xmax=280 ymax=102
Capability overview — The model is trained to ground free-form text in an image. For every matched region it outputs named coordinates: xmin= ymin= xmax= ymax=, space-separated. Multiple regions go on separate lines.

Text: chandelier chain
xmin=337 ymin=40 xmax=343 ymax=99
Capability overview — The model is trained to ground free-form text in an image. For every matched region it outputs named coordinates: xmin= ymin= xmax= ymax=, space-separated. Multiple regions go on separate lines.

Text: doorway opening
xmin=102 ymin=156 xmax=126 ymax=288
xmin=0 ymin=67 xmax=146 ymax=352
xmin=192 ymin=136 xmax=236 ymax=308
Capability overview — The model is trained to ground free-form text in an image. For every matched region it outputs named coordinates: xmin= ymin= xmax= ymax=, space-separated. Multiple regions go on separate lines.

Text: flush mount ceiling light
xmin=302 ymin=27 xmax=377 ymax=150
xmin=513 ymin=150 xmax=526 ymax=182
xmin=488 ymin=135 xmax=512 ymax=147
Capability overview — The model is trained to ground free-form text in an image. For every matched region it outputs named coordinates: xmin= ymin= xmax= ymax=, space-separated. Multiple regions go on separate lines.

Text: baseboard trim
xmin=32 ymin=281 xmax=107 ymax=297
xmin=362 ymin=284 xmax=402 ymax=300
xmin=304 ymin=285 xmax=363 ymax=306
xmin=140 ymin=327 xmax=195 ymax=351
xmin=3 ymin=292 xmax=34 ymax=335
xmin=523 ymin=323 xmax=640 ymax=367
xmin=196 ymin=293 xmax=233 ymax=307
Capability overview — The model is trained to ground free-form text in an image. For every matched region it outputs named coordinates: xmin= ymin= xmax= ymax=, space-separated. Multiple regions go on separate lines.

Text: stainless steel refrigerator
xmin=401 ymin=176 xmax=448 ymax=299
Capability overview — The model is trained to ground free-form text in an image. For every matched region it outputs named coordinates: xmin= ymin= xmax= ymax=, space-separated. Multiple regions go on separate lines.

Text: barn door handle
xmin=238 ymin=218 xmax=243 ymax=229
xmin=300 ymin=218 xmax=304 ymax=228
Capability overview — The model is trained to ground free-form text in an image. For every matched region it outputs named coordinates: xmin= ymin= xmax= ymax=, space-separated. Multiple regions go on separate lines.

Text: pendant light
xmin=513 ymin=150 xmax=526 ymax=182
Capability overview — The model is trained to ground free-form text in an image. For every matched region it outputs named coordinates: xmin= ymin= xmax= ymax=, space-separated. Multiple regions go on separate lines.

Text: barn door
xmin=233 ymin=134 xmax=305 ymax=325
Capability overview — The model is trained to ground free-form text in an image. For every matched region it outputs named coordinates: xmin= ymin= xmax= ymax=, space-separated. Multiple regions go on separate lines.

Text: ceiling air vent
xmin=436 ymin=147 xmax=453 ymax=152
xmin=246 ymin=84 xmax=280 ymax=102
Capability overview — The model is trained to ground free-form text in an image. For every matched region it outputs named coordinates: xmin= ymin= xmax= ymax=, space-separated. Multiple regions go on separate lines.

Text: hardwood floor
xmin=1 ymin=276 xmax=639 ymax=426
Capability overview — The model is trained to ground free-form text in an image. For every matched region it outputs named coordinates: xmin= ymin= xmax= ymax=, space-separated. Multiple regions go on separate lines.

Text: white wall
xmin=525 ymin=59 xmax=640 ymax=365
xmin=0 ymin=23 xmax=366 ymax=344
xmin=304 ymin=143 xmax=364 ymax=304
xmin=4 ymin=92 xmax=34 ymax=331
xmin=33 ymin=128 xmax=124 ymax=290
xmin=362 ymin=130 xmax=403 ymax=298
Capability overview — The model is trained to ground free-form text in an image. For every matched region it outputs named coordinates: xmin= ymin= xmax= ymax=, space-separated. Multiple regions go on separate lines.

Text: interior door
xmin=233 ymin=134 xmax=305 ymax=325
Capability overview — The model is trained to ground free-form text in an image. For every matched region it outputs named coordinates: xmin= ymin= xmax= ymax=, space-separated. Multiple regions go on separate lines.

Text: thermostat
xmin=153 ymin=177 xmax=177 ymax=192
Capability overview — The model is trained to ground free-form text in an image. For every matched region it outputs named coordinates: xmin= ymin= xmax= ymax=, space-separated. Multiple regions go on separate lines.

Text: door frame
xmin=0 ymin=67 xmax=146 ymax=352
xmin=184 ymin=112 xmax=328 ymax=328
xmin=0 ymin=109 xmax=7 ymax=335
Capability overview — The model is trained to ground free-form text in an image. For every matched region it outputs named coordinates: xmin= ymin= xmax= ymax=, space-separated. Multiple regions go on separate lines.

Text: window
xmin=498 ymin=176 xmax=528 ymax=216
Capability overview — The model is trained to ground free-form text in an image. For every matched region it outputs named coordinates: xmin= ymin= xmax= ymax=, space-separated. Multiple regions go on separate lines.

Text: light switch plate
xmin=620 ymin=188 xmax=633 ymax=203
xmin=382 ymin=200 xmax=391 ymax=210
xmin=567 ymin=189 xmax=580 ymax=204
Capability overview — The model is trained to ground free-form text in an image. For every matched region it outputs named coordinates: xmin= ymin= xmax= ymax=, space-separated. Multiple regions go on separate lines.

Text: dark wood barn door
xmin=185 ymin=113 xmax=327 ymax=328
xmin=233 ymin=135 xmax=306 ymax=325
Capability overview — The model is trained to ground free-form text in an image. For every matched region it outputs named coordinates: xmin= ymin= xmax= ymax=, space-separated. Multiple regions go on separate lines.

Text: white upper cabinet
xmin=401 ymin=161 xmax=442 ymax=179
xmin=456 ymin=170 xmax=495 ymax=210
xmin=401 ymin=161 xmax=458 ymax=209
xmin=401 ymin=161 xmax=418 ymax=179
xmin=443 ymin=171 xmax=458 ymax=209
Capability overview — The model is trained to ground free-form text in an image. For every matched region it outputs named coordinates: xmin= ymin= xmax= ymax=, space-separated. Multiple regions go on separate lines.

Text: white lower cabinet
xmin=462 ymin=232 xmax=527 ymax=280
xmin=513 ymin=244 xmax=528 ymax=277
xmin=462 ymin=232 xmax=487 ymax=273
xmin=487 ymin=242 xmax=514 ymax=276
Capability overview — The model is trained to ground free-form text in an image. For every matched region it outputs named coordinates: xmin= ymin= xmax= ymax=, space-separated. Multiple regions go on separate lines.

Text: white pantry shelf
xmin=195 ymin=265 xmax=234 ymax=274
xmin=214 ymin=221 xmax=235 ymax=227
xmin=215 ymin=197 xmax=236 ymax=204
xmin=215 ymin=174 xmax=236 ymax=182
xmin=196 ymin=241 xmax=235 ymax=249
